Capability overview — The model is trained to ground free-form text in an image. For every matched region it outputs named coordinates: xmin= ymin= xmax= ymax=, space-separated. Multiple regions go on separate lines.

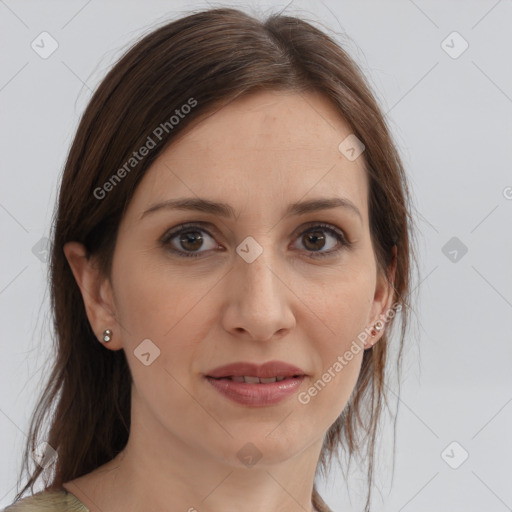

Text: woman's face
xmin=97 ymin=90 xmax=392 ymax=467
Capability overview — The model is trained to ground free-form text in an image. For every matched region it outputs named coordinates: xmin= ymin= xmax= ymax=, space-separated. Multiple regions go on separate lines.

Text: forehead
xmin=125 ymin=90 xmax=369 ymax=223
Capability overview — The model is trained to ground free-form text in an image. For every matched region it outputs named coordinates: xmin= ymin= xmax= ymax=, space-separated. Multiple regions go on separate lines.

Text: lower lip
xmin=205 ymin=376 xmax=306 ymax=406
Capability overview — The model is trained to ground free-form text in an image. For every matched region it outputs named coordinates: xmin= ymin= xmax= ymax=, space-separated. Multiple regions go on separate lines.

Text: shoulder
xmin=2 ymin=488 xmax=90 ymax=512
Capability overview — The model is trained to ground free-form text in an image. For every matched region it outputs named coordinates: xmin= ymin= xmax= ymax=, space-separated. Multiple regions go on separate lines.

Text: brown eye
xmin=178 ymin=231 xmax=204 ymax=252
xmin=302 ymin=230 xmax=327 ymax=251
xmin=162 ymin=224 xmax=219 ymax=258
xmin=294 ymin=223 xmax=350 ymax=259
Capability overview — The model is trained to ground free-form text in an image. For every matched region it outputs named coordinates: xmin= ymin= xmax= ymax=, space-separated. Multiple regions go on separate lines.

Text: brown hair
xmin=13 ymin=7 xmax=417 ymax=511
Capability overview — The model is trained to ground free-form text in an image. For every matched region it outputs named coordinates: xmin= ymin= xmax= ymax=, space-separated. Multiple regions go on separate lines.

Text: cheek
xmin=110 ymin=251 xmax=219 ymax=388
xmin=110 ymin=254 xmax=211 ymax=428
xmin=299 ymin=300 xmax=367 ymax=429
xmin=298 ymin=264 xmax=373 ymax=420
xmin=111 ymin=248 xmax=215 ymax=340
xmin=307 ymin=261 xmax=375 ymax=346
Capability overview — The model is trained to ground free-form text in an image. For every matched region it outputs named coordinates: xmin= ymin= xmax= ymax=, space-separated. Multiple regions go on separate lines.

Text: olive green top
xmin=2 ymin=488 xmax=89 ymax=512
xmin=3 ymin=487 xmax=332 ymax=511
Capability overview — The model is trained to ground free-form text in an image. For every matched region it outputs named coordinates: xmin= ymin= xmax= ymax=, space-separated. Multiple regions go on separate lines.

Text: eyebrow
xmin=140 ymin=196 xmax=362 ymax=222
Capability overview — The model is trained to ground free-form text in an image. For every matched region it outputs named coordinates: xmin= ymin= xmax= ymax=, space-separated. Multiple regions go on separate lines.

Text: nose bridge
xmin=224 ymin=234 xmax=294 ymax=339
xmin=236 ymin=236 xmax=280 ymax=307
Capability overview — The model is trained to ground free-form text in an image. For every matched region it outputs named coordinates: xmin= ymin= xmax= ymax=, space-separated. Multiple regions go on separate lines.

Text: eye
xmin=160 ymin=222 xmax=351 ymax=259
xmin=292 ymin=222 xmax=350 ymax=259
xmin=161 ymin=223 xmax=220 ymax=258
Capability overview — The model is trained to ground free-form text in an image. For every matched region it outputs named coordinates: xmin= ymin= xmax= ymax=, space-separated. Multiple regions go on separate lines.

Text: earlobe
xmin=63 ymin=242 xmax=122 ymax=350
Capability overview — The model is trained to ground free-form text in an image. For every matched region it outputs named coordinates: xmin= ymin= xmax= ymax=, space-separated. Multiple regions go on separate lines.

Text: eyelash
xmin=160 ymin=222 xmax=351 ymax=259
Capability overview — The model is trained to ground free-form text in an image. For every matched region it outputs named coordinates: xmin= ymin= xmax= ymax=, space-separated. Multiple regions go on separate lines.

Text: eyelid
xmin=294 ymin=220 xmax=348 ymax=241
xmin=160 ymin=221 xmax=222 ymax=247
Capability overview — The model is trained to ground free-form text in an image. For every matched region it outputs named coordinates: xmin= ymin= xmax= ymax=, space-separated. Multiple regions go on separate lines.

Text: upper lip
xmin=206 ymin=361 xmax=306 ymax=379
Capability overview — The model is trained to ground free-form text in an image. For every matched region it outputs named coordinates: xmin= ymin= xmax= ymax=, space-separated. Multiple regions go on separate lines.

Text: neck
xmin=106 ymin=435 xmax=322 ymax=511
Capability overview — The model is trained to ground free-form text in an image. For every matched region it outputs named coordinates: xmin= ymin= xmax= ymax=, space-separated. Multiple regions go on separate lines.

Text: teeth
xmin=243 ymin=376 xmax=261 ymax=384
xmin=226 ymin=376 xmax=290 ymax=383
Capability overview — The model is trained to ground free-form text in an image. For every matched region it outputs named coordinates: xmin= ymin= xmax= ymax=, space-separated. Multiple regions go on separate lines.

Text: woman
xmin=5 ymin=6 xmax=415 ymax=512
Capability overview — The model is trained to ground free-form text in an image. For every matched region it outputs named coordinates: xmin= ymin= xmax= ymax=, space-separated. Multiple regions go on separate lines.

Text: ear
xmin=63 ymin=241 xmax=123 ymax=351
xmin=365 ymin=244 xmax=398 ymax=349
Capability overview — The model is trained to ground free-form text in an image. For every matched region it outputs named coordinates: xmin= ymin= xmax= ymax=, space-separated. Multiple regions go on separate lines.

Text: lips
xmin=205 ymin=361 xmax=307 ymax=406
xmin=206 ymin=361 xmax=306 ymax=380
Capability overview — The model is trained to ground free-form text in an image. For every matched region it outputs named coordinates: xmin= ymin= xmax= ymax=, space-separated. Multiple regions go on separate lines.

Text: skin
xmin=62 ymin=90 xmax=396 ymax=512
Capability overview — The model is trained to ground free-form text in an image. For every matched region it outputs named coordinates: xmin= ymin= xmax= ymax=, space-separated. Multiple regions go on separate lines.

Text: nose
xmin=220 ymin=244 xmax=296 ymax=342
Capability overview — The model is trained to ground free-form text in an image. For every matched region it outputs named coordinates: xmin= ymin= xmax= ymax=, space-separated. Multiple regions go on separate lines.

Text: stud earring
xmin=102 ymin=329 xmax=112 ymax=343
xmin=370 ymin=320 xmax=384 ymax=337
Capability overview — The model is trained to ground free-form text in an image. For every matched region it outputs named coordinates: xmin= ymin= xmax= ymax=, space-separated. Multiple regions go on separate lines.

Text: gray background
xmin=1 ymin=0 xmax=511 ymax=510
